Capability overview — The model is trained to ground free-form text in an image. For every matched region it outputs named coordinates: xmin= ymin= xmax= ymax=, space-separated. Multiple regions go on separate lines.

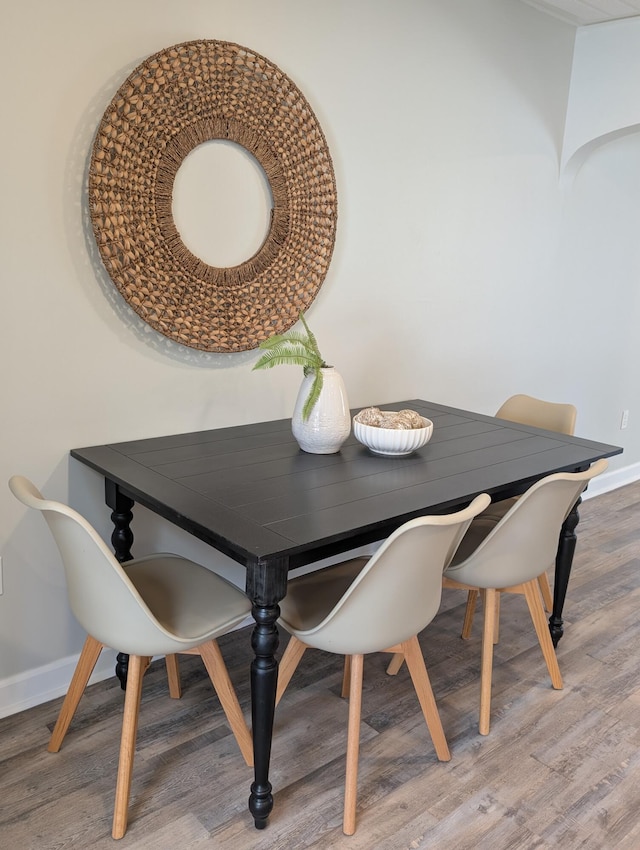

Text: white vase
xmin=292 ymin=367 xmax=351 ymax=454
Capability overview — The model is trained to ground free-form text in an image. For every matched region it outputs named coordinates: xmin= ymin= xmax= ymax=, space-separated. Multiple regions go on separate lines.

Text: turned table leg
xmin=249 ymin=602 xmax=280 ymax=828
xmin=549 ymin=496 xmax=581 ymax=647
xmin=246 ymin=559 xmax=288 ymax=830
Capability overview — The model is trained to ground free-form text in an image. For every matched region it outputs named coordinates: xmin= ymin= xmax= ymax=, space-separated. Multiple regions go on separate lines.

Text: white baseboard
xmin=1 ymin=462 xmax=638 ymax=721
xmin=0 ymin=617 xmax=254 ymax=721
xmin=0 ymin=648 xmax=119 ymax=721
xmin=582 ymin=460 xmax=640 ymax=500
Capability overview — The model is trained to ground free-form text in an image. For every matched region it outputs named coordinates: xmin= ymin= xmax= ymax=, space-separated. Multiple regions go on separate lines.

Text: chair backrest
xmin=446 ymin=459 xmax=607 ymax=589
xmin=496 ymin=394 xmax=577 ymax=436
xmin=8 ymin=475 xmax=179 ymax=653
xmin=297 ymin=493 xmax=491 ymax=655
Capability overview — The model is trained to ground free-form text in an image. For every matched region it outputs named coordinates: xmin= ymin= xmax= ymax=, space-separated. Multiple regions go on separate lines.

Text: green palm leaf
xmin=303 ymin=368 xmax=324 ymax=420
xmin=252 ymin=342 xmax=320 ymax=371
xmin=252 ymin=312 xmax=329 ymax=420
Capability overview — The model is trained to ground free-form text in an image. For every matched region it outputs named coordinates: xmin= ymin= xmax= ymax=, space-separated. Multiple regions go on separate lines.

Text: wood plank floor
xmin=2 ymin=482 xmax=640 ymax=849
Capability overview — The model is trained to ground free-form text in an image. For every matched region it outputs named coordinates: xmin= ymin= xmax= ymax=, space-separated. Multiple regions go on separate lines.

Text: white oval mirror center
xmin=172 ymin=140 xmax=273 ymax=268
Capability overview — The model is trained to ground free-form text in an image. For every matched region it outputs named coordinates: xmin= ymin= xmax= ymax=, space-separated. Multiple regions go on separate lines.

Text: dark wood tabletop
xmin=70 ymin=398 xmax=622 ymax=829
xmin=71 ymin=398 xmax=621 ymax=572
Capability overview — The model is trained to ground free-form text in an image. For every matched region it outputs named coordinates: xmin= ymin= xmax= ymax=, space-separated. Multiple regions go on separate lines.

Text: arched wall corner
xmin=559 ymin=123 xmax=640 ymax=186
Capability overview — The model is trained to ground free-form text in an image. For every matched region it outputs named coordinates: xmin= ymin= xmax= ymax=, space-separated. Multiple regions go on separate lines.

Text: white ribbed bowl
xmin=353 ymin=416 xmax=433 ymax=457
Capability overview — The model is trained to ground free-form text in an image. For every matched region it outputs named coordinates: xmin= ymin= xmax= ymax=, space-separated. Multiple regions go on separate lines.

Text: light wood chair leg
xmin=538 ymin=570 xmax=553 ymax=613
xmin=463 ymin=589 xmax=500 ymax=643
xmin=112 ymin=654 xmax=148 ymax=840
xmin=523 ymin=579 xmax=563 ymax=689
xmin=341 ymin=655 xmax=352 ymax=698
xmin=461 ymin=590 xmax=478 ymax=639
xmin=401 ymin=636 xmax=450 ymax=761
xmin=165 ymin=654 xmax=182 ymax=699
xmin=275 ymin=635 xmax=307 ymax=707
xmin=479 ymin=588 xmax=498 ymax=735
xmin=493 ymin=591 xmax=501 ymax=644
xmin=197 ymin=641 xmax=254 ymax=767
xmin=343 ymin=653 xmax=364 ymax=836
xmin=385 ymin=652 xmax=405 ymax=676
xmin=48 ymin=635 xmax=104 ymax=753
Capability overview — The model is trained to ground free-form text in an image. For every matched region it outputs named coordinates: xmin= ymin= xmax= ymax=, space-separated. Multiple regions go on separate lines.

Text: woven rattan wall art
xmin=89 ymin=40 xmax=337 ymax=352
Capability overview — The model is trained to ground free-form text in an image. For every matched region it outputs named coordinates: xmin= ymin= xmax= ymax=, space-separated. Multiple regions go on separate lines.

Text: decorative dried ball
xmin=356 ymin=406 xmax=385 ymax=426
xmin=396 ymin=409 xmax=426 ymax=429
xmin=355 ymin=407 xmax=425 ymax=430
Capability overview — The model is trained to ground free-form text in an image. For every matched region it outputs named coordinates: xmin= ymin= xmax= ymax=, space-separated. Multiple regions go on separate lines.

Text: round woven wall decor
xmin=89 ymin=40 xmax=337 ymax=352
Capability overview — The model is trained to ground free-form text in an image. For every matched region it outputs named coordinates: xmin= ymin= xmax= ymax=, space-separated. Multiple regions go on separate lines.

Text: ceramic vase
xmin=292 ymin=367 xmax=351 ymax=454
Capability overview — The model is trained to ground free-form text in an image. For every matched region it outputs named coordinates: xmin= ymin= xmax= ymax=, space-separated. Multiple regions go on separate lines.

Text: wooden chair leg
xmin=538 ymin=570 xmax=553 ymax=613
xmin=493 ymin=591 xmax=501 ymax=644
xmin=197 ymin=641 xmax=254 ymax=767
xmin=48 ymin=635 xmax=104 ymax=753
xmin=386 ymin=652 xmax=405 ymax=676
xmin=165 ymin=654 xmax=182 ymax=699
xmin=275 ymin=635 xmax=307 ymax=706
xmin=461 ymin=590 xmax=478 ymax=639
xmin=401 ymin=636 xmax=450 ymax=761
xmin=461 ymin=590 xmax=500 ymax=643
xmin=112 ymin=654 xmax=149 ymax=840
xmin=343 ymin=653 xmax=364 ymax=836
xmin=523 ymin=579 xmax=563 ymax=689
xmin=479 ymin=588 xmax=498 ymax=735
xmin=341 ymin=655 xmax=352 ymax=698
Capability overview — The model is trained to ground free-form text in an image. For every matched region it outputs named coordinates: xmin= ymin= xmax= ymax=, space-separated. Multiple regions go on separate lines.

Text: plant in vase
xmin=253 ymin=311 xmax=327 ymax=420
xmin=252 ymin=312 xmax=350 ymax=453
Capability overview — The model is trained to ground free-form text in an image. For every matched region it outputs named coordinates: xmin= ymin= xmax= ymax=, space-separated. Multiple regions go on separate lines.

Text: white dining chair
xmin=274 ymin=493 xmax=491 ymax=835
xmin=462 ymin=393 xmax=578 ymax=629
xmin=442 ymin=460 xmax=607 ymax=734
xmin=8 ymin=475 xmax=253 ymax=840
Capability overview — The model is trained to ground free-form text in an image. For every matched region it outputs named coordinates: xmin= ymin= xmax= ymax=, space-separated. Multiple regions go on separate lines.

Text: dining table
xmin=70 ymin=398 xmax=622 ymax=829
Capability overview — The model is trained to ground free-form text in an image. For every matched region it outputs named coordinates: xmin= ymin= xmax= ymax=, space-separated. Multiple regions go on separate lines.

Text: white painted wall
xmin=1 ymin=0 xmax=638 ymax=716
